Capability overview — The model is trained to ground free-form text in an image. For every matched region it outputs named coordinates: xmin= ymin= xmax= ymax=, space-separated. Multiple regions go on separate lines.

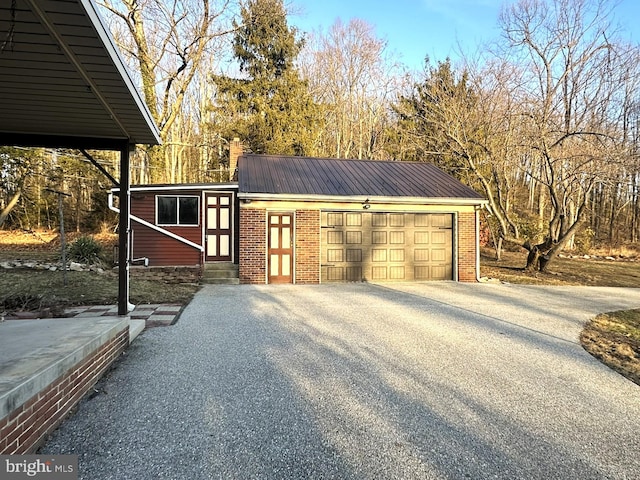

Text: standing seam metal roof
xmin=238 ymin=155 xmax=484 ymax=200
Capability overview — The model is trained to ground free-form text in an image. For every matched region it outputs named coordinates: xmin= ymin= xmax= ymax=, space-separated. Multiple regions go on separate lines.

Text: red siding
xmin=131 ymin=190 xmax=208 ymax=266
xmin=129 ymin=189 xmax=204 ymax=266
xmin=131 ymin=224 xmax=202 ymax=266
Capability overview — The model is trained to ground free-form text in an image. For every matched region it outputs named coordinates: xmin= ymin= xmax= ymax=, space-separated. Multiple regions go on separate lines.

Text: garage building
xmin=237 ymin=154 xmax=486 ymax=284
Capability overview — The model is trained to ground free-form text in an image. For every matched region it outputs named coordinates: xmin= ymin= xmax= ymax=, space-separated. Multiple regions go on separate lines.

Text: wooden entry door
xmin=205 ymin=192 xmax=233 ymax=262
xmin=268 ymin=213 xmax=293 ymax=283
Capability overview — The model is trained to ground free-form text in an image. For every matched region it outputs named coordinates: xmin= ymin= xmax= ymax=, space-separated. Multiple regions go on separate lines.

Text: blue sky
xmin=289 ymin=0 xmax=640 ymax=71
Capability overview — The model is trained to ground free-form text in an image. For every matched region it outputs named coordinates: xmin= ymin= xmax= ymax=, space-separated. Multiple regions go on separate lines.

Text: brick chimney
xmin=229 ymin=137 xmax=242 ymax=181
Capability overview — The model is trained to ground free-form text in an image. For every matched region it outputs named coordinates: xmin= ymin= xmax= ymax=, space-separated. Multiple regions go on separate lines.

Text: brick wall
xmin=295 ymin=210 xmax=320 ymax=284
xmin=458 ymin=211 xmax=478 ymax=282
xmin=239 ymin=208 xmax=266 ymax=284
xmin=0 ymin=327 xmax=129 ymax=454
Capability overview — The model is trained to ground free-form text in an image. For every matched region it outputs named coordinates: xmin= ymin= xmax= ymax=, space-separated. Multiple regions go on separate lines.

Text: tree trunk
xmin=0 ymin=189 xmax=21 ymax=227
xmin=524 ymin=244 xmax=541 ymax=272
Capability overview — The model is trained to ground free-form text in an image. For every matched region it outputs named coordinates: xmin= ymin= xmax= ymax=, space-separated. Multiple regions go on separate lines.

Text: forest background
xmin=2 ymin=0 xmax=640 ymax=270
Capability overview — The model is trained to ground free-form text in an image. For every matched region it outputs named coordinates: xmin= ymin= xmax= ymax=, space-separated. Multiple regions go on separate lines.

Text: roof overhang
xmin=238 ymin=192 xmax=488 ymax=207
xmin=113 ymin=183 xmax=240 ymax=193
xmin=0 ymin=0 xmax=160 ymax=150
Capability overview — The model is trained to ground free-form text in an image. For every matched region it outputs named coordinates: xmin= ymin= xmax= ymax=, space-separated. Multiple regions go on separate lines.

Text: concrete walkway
xmin=41 ymin=283 xmax=640 ymax=479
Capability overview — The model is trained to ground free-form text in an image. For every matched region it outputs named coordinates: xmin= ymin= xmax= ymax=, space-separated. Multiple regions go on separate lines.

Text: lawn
xmin=480 ymin=248 xmax=640 ymax=287
xmin=0 ymin=229 xmax=199 ymax=317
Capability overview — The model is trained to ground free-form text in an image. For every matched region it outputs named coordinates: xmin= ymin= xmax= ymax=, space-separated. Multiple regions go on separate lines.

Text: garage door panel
xmin=346 ymin=213 xmax=362 ymax=226
xmin=327 ymin=231 xmax=343 ymax=244
xmin=390 ymin=214 xmax=404 ymax=227
xmin=390 ymin=249 xmax=405 ymax=262
xmin=327 ymin=266 xmax=344 ymax=281
xmin=321 ymin=211 xmax=453 ymax=282
xmin=327 ymin=249 xmax=343 ymax=262
xmin=372 ymin=213 xmax=387 ymax=226
xmin=414 ymin=249 xmax=429 ymax=261
xmin=432 ymin=214 xmax=453 ymax=228
xmin=346 ymin=249 xmax=362 ymax=262
xmin=415 ymin=214 xmax=430 ymax=227
xmin=390 ymin=266 xmax=405 ymax=279
xmin=372 ymin=231 xmax=387 ymax=244
xmin=415 ymin=232 xmax=430 ymax=244
xmin=346 ymin=266 xmax=362 ymax=281
xmin=431 ymin=231 xmax=448 ymax=245
xmin=431 ymin=265 xmax=452 ymax=280
xmin=372 ymin=249 xmax=387 ymax=262
xmin=415 ymin=266 xmax=430 ymax=280
xmin=431 ymin=248 xmax=448 ymax=262
xmin=327 ymin=213 xmax=343 ymax=225
xmin=372 ymin=266 xmax=387 ymax=280
xmin=346 ymin=231 xmax=362 ymax=244
xmin=389 ymin=231 xmax=405 ymax=244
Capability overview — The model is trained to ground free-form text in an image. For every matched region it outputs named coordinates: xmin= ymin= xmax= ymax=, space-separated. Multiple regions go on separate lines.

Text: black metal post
xmin=117 ymin=144 xmax=131 ymax=315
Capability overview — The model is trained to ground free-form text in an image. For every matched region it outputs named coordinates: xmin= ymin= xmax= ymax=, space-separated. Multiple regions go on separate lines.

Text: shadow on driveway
xmin=42 ymin=283 xmax=640 ymax=479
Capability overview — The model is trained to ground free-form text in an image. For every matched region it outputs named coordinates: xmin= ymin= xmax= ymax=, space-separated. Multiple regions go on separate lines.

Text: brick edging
xmin=0 ymin=327 xmax=129 ymax=454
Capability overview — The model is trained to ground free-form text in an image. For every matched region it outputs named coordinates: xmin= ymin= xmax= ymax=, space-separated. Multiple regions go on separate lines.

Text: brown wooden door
xmin=205 ymin=192 xmax=233 ymax=262
xmin=268 ymin=213 xmax=293 ymax=283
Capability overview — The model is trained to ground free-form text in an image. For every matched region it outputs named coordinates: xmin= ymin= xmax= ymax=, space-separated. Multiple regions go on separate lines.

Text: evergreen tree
xmin=393 ymin=58 xmax=477 ymax=174
xmin=211 ymin=0 xmax=321 ymax=155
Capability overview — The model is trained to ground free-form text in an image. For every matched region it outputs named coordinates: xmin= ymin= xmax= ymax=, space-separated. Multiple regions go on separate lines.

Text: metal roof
xmin=0 ymin=0 xmax=160 ymax=149
xmin=238 ymin=154 xmax=484 ymax=202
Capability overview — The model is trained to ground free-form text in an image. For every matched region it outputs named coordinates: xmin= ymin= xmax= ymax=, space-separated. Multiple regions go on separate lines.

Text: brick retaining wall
xmin=128 ymin=265 xmax=201 ymax=283
xmin=0 ymin=327 xmax=129 ymax=454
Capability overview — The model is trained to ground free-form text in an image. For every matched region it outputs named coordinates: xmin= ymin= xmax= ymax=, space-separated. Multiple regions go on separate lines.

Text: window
xmin=157 ymin=196 xmax=199 ymax=226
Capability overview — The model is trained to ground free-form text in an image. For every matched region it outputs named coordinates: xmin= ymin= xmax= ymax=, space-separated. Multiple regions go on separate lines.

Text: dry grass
xmin=480 ymin=248 xmax=640 ymax=287
xmin=581 ymin=310 xmax=640 ymax=386
xmin=0 ymin=229 xmax=199 ymax=316
xmin=1 ymin=270 xmax=199 ymax=316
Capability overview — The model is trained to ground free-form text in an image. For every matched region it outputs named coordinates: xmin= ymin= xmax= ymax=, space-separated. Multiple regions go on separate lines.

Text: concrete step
xmin=202 ymin=269 xmax=239 ymax=279
xmin=201 ymin=277 xmax=240 ymax=285
xmin=201 ymin=263 xmax=239 ymax=285
xmin=129 ymin=319 xmax=146 ymax=343
xmin=203 ymin=262 xmax=238 ymax=271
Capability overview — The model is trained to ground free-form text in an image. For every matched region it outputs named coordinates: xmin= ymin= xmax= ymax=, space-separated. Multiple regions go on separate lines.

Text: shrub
xmin=573 ymin=227 xmax=594 ymax=255
xmin=67 ymin=235 xmax=103 ymax=264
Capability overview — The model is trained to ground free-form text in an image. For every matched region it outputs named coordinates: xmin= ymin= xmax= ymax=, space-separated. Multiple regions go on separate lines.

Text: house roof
xmin=238 ymin=154 xmax=485 ymax=204
xmin=0 ymin=0 xmax=160 ymax=149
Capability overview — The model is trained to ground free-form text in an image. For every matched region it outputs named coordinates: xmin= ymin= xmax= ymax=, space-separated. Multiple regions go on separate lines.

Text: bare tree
xmin=396 ymin=0 xmax=639 ymax=270
xmin=99 ymin=0 xmax=235 ymax=182
xmin=498 ymin=0 xmax=634 ymax=270
xmin=300 ymin=18 xmax=403 ymax=159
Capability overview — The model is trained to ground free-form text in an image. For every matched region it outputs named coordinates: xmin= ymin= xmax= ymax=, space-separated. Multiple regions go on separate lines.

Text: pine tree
xmin=211 ymin=0 xmax=321 ymax=155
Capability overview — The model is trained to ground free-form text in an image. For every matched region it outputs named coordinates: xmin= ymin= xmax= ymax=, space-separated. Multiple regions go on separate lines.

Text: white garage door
xmin=321 ymin=211 xmax=453 ymax=282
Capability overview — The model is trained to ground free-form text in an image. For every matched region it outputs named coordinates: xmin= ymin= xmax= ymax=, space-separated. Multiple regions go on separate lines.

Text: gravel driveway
xmin=41 ymin=283 xmax=640 ymax=479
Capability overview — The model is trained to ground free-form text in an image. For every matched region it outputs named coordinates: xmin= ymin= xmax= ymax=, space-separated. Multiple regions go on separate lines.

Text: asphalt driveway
xmin=42 ymin=283 xmax=640 ymax=479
